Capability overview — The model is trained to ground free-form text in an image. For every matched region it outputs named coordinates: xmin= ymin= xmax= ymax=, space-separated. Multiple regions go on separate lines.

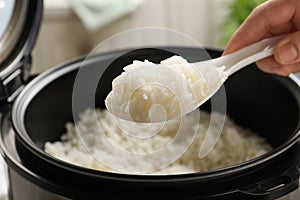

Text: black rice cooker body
xmin=0 ymin=47 xmax=300 ymax=200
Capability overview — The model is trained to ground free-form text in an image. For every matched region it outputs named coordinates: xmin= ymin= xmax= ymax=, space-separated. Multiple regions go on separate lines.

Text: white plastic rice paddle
xmin=192 ymin=34 xmax=287 ymax=111
xmin=106 ymin=34 xmax=287 ymax=123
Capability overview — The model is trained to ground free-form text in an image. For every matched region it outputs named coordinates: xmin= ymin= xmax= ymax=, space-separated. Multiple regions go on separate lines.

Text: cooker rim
xmin=0 ymin=113 xmax=70 ymax=193
xmin=2 ymin=107 xmax=300 ymax=200
xmin=10 ymin=47 xmax=300 ymax=182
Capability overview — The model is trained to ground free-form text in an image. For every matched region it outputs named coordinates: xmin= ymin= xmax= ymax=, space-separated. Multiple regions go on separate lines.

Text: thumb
xmin=274 ymin=31 xmax=300 ymax=65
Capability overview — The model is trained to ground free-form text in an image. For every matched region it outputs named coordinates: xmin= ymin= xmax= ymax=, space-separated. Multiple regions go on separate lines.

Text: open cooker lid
xmin=0 ymin=0 xmax=42 ymax=102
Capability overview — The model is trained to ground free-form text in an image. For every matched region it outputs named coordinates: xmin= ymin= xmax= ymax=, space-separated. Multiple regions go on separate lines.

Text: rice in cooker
xmin=44 ymin=108 xmax=272 ymax=175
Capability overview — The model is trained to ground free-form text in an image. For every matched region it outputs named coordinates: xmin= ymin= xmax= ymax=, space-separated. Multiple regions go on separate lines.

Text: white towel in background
xmin=71 ymin=0 xmax=144 ymax=31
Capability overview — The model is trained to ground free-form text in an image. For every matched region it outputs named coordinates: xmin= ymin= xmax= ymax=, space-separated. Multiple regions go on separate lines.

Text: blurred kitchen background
xmin=31 ymin=0 xmax=264 ymax=74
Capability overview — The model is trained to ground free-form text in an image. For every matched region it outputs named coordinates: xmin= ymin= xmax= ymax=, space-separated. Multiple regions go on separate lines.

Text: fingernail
xmin=278 ymin=43 xmax=298 ymax=63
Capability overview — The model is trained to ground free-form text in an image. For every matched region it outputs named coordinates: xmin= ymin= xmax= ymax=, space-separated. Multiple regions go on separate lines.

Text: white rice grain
xmin=44 ymin=108 xmax=272 ymax=175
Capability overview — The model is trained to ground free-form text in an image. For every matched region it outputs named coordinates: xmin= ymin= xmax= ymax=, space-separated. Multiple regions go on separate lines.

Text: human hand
xmin=223 ymin=0 xmax=300 ymax=76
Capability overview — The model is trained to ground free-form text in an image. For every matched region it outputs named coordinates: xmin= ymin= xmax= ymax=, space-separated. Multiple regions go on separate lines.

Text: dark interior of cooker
xmin=24 ymin=48 xmax=300 ymax=149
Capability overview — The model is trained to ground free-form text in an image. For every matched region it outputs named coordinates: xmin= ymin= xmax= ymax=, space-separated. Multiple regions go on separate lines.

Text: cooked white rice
xmin=44 ymin=108 xmax=272 ymax=175
xmin=105 ymin=56 xmax=225 ymax=122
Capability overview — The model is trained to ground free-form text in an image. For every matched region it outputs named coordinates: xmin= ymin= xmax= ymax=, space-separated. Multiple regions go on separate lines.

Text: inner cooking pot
xmin=9 ymin=47 xmax=300 ymax=199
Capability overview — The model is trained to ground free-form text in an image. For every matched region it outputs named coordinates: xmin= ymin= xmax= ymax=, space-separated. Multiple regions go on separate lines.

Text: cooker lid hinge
xmin=0 ymin=56 xmax=31 ymax=103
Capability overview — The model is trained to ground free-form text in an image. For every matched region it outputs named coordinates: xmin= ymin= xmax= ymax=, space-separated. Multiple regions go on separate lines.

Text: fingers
xmin=223 ymin=0 xmax=296 ymax=55
xmin=257 ymin=57 xmax=300 ymax=76
xmin=257 ymin=31 xmax=300 ymax=76
xmin=221 ymin=0 xmax=300 ymax=76
xmin=274 ymin=31 xmax=300 ymax=64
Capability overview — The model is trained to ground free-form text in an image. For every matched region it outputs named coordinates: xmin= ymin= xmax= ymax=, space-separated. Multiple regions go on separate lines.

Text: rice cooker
xmin=1 ymin=0 xmax=300 ymax=199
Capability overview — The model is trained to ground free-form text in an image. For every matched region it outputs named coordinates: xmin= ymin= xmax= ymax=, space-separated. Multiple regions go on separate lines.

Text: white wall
xmin=31 ymin=0 xmax=232 ymax=73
